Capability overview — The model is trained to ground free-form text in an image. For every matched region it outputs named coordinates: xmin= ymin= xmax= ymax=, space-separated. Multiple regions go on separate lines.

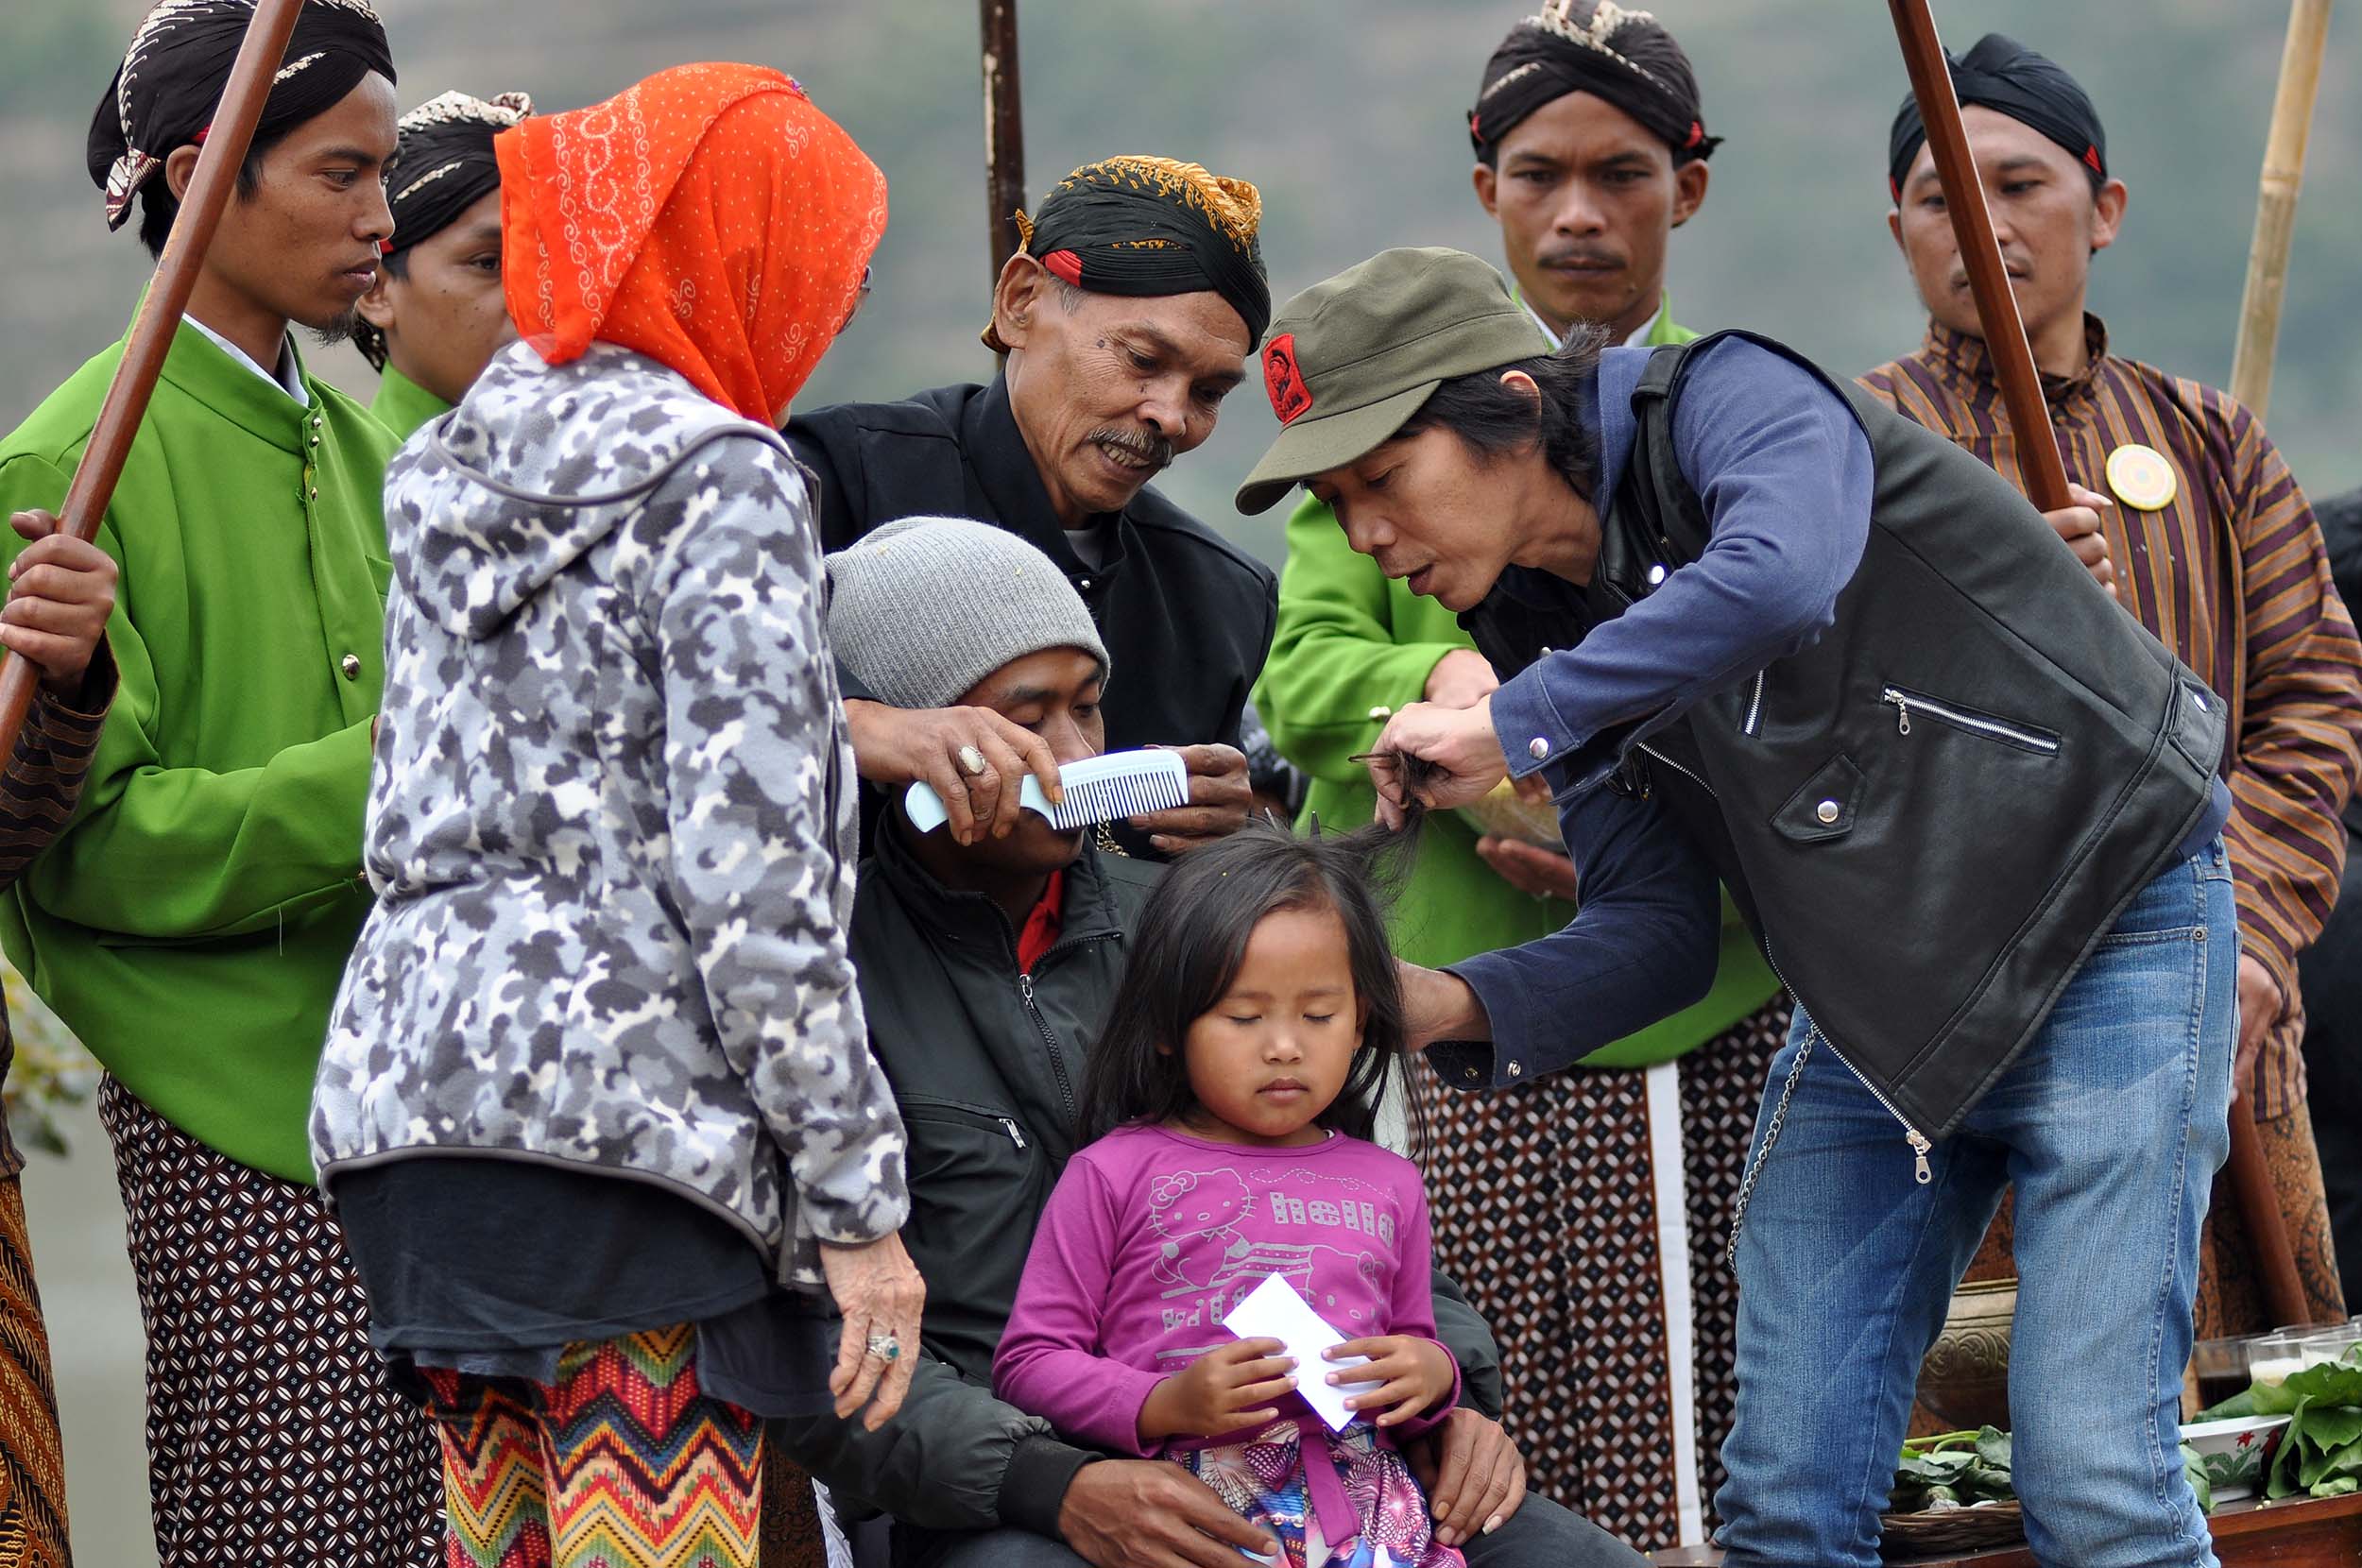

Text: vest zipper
xmin=999 ymin=1117 xmax=1028 ymax=1150
xmin=1742 ymin=672 xmax=1766 ymax=737
xmin=1635 ymin=740 xmax=1933 ymax=1185
xmin=1879 ymin=687 xmax=2060 ymax=754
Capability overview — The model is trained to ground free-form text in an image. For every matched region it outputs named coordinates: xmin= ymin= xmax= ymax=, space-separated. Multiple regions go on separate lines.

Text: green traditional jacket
xmin=1253 ymin=298 xmax=1778 ymax=1068
xmin=0 ymin=312 xmax=394 ymax=1180
xmin=368 ymin=363 xmax=451 ymax=441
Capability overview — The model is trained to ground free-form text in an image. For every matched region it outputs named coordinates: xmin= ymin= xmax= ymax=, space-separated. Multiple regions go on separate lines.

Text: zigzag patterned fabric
xmin=426 ymin=1323 xmax=764 ymax=1568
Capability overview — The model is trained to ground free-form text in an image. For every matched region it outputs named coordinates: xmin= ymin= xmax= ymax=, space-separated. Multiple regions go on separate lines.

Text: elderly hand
xmin=4 ymin=510 xmax=117 ymax=696
xmin=1396 ymin=959 xmax=1490 ymax=1051
xmin=2042 ymin=483 xmax=2117 ymax=602
xmin=846 ymin=699 xmax=1065 ymax=846
xmin=818 ymin=1232 xmax=925 ymax=1430
xmin=2233 ymin=954 xmax=2282 ymax=1107
xmin=1404 ymin=1408 xmax=1530 ymax=1548
xmin=1056 ymin=1459 xmax=1278 ymax=1568
xmin=1130 ymin=742 xmax=1251 ymax=853
xmin=1367 ymin=698 xmax=1507 ymax=828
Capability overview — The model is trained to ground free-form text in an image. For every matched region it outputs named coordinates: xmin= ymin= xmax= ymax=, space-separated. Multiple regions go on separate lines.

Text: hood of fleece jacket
xmin=384 ymin=340 xmax=782 ymax=640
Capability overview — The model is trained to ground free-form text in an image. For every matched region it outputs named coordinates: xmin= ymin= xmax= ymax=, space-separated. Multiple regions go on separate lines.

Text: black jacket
xmin=786 ymin=378 xmax=1277 ymax=852
xmin=1465 ymin=332 xmax=2224 ymax=1144
xmin=773 ymin=827 xmax=1505 ymax=1538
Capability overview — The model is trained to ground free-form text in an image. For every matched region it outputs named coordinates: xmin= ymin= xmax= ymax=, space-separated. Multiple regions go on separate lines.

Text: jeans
xmin=1715 ymin=841 xmax=2236 ymax=1568
xmin=896 ymin=1493 xmax=1645 ymax=1568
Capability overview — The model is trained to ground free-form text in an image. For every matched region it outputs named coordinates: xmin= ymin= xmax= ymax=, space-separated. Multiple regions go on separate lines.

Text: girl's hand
xmin=1366 ymin=698 xmax=1506 ymax=827
xmin=1328 ymin=1336 xmax=1455 ymax=1427
xmin=818 ymin=1232 xmax=926 ymax=1431
xmin=4 ymin=511 xmax=116 ymax=697
xmin=1138 ymin=1338 xmax=1295 ymax=1442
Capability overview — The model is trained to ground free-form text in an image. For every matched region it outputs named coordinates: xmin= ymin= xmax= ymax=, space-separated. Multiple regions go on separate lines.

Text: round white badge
xmin=2105 ymin=443 xmax=2179 ymax=512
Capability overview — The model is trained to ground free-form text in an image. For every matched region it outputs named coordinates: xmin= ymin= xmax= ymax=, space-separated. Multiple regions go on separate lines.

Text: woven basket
xmin=1880 ymin=1500 xmax=2026 ymax=1556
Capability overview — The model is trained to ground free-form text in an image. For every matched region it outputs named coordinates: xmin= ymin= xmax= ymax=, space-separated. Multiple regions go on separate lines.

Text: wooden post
xmin=1887 ymin=0 xmax=2070 ymax=511
xmin=978 ymin=0 xmax=1027 ymax=296
xmin=0 ymin=0 xmax=307 ymax=758
xmin=2230 ymin=0 xmax=2336 ymax=420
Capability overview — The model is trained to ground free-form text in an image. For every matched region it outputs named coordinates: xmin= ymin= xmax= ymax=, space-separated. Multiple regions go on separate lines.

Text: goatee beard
xmin=311 ymin=307 xmax=363 ymax=349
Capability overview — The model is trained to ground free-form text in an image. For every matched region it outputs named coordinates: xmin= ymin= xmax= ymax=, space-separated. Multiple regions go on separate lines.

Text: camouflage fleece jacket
xmin=313 ymin=342 xmax=907 ymax=1287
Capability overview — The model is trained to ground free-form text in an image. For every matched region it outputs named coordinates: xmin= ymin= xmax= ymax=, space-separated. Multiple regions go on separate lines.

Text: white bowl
xmin=2179 ymin=1414 xmax=2291 ymax=1502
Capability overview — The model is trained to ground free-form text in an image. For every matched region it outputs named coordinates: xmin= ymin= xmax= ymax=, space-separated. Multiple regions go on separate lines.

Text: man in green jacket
xmin=0 ymin=4 xmax=440 ymax=1561
xmin=1250 ymin=2 xmax=1778 ymax=1542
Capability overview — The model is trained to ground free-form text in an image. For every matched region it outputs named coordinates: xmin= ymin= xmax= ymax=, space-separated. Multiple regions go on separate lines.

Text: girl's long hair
xmin=1077 ymin=820 xmax=1420 ymax=1147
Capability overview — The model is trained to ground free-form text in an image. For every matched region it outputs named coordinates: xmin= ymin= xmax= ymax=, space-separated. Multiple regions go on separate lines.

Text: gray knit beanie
xmin=825 ymin=516 xmax=1111 ymax=709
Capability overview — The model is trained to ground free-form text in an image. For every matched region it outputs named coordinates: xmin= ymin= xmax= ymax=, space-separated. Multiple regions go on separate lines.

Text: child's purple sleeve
xmin=990 ymin=1152 xmax=1169 ymax=1457
xmin=1386 ymin=1177 xmax=1462 ymax=1440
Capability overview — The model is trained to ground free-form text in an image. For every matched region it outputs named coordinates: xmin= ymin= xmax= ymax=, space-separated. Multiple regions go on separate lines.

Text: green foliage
xmin=0 ymin=963 xmax=94 ymax=1158
xmin=1891 ymin=1427 xmax=2014 ymax=1512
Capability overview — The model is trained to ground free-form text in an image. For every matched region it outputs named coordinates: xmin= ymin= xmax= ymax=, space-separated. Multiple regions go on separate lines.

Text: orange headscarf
xmin=496 ymin=62 xmax=885 ymax=422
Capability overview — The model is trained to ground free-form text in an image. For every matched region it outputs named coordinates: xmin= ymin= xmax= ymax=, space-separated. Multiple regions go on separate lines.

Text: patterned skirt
xmin=1181 ymin=1420 xmax=1462 ymax=1568
xmin=0 ymin=1172 xmax=67 ymax=1567
xmin=1419 ymin=1000 xmax=1789 ymax=1551
xmin=424 ymin=1323 xmax=765 ymax=1568
xmin=98 ymin=1075 xmax=443 ymax=1567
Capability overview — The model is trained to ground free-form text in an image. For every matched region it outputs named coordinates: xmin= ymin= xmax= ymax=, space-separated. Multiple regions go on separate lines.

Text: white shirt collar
xmin=187 ymin=315 xmax=311 ymax=407
xmin=1518 ymin=293 xmax=1669 ymax=349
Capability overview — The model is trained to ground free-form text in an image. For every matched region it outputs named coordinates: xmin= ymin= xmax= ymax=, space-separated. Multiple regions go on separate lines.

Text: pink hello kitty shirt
xmin=992 ymin=1122 xmax=1460 ymax=1456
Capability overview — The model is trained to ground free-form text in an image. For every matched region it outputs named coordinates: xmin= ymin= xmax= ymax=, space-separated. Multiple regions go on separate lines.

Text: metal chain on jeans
xmin=1723 ymin=1022 xmax=1818 ymax=1270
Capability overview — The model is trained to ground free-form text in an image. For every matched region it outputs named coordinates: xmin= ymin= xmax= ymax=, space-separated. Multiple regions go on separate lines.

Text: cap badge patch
xmin=2105 ymin=442 xmax=2178 ymax=512
xmin=1263 ymin=332 xmax=1312 ymax=424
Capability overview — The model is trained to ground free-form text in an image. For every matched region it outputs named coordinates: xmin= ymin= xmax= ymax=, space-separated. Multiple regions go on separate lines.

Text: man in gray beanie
xmin=780 ymin=519 xmax=1616 ymax=1568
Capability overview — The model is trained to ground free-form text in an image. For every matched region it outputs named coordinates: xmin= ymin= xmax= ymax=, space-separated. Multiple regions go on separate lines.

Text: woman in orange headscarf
xmin=314 ymin=63 xmax=917 ymax=1568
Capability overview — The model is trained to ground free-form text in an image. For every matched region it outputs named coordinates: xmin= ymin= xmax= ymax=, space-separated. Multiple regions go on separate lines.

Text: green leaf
xmin=1974 ymin=1427 xmax=2013 ymax=1474
xmin=2251 ymin=1361 xmax=2362 ymax=1415
xmin=2196 ymin=1387 xmax=2261 ymax=1422
xmin=2318 ymin=1476 xmax=2360 ymax=1498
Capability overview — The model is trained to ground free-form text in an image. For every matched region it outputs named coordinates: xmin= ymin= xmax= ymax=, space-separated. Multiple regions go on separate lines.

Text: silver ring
xmin=956 ymin=744 xmax=988 ymax=778
xmin=865 ymin=1333 xmax=901 ymax=1363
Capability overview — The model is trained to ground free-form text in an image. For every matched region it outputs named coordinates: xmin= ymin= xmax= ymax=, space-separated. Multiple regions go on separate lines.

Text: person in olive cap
xmin=788 ymin=156 xmax=1273 ymax=865
xmin=1237 ymin=246 xmax=2237 ymax=1565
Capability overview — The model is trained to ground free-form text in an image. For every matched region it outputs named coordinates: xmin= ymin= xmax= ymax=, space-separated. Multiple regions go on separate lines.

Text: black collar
xmin=959 ymin=374 xmax=1133 ymax=590
xmin=871 ymin=811 xmax=1128 ymax=960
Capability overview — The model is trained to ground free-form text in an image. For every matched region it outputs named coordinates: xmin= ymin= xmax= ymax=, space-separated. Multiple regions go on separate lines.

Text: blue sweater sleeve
xmin=1490 ymin=338 xmax=1874 ymax=785
xmin=1429 ymin=780 xmax=1720 ymax=1087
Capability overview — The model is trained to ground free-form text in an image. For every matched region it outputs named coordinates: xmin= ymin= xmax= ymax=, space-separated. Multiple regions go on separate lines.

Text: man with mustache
xmin=787 ymin=157 xmax=1271 ymax=860
xmin=1863 ymin=34 xmax=2362 ymax=1334
xmin=1251 ymin=3 xmax=1778 ymax=1538
xmin=0 ymin=2 xmax=444 ymax=1559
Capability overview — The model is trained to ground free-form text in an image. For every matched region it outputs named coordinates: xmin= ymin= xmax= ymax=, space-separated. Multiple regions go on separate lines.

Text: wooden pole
xmin=1891 ymin=0 xmax=2316 ymax=1335
xmin=978 ymin=0 xmax=1027 ymax=296
xmin=1887 ymin=0 xmax=2070 ymax=512
xmin=0 ymin=0 xmax=307 ymax=756
xmin=2230 ymin=0 xmax=2336 ymax=420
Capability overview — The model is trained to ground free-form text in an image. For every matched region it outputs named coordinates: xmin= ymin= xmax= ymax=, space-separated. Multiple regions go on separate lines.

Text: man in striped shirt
xmin=1865 ymin=33 xmax=2362 ymax=1327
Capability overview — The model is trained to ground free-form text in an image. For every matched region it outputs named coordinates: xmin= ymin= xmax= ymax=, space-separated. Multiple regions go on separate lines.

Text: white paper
xmin=1222 ymin=1272 xmax=1382 ymax=1433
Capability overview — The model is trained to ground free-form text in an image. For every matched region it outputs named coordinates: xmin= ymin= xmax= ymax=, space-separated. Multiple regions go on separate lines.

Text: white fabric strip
xmin=1648 ymin=1058 xmax=1703 ymax=1544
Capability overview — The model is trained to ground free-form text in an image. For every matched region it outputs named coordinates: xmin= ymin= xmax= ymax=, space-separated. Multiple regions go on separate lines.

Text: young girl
xmin=994 ymin=824 xmax=1463 ymax=1568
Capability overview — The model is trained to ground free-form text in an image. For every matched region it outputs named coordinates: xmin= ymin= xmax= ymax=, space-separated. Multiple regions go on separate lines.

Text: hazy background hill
xmin=2 ymin=4 xmax=2357 ymax=1562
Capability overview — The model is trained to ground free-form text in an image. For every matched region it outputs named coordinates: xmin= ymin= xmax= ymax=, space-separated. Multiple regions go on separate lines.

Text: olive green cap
xmin=1235 ymin=247 xmax=1554 ymax=516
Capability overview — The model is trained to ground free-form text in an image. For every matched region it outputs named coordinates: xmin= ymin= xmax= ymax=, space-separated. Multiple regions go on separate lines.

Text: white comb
xmin=903 ymin=748 xmax=1190 ymax=834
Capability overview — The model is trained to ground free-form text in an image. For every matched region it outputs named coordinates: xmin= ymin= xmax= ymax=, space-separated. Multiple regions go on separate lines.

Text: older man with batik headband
xmin=356 ymin=89 xmax=532 ymax=437
xmin=3 ymin=2 xmax=442 ymax=1560
xmin=789 ymin=155 xmax=1274 ymax=863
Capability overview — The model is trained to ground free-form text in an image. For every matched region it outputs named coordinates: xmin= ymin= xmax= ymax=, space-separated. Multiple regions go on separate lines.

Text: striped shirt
xmin=1862 ymin=317 xmax=2362 ymax=1116
xmin=0 ymin=648 xmax=112 ymax=1174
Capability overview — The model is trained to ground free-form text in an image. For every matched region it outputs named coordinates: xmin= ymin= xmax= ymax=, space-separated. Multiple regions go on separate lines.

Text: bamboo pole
xmin=2230 ymin=0 xmax=2336 ymax=420
xmin=1887 ymin=0 xmax=2070 ymax=511
xmin=0 ymin=0 xmax=308 ymax=756
xmin=978 ymin=0 xmax=1027 ymax=296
